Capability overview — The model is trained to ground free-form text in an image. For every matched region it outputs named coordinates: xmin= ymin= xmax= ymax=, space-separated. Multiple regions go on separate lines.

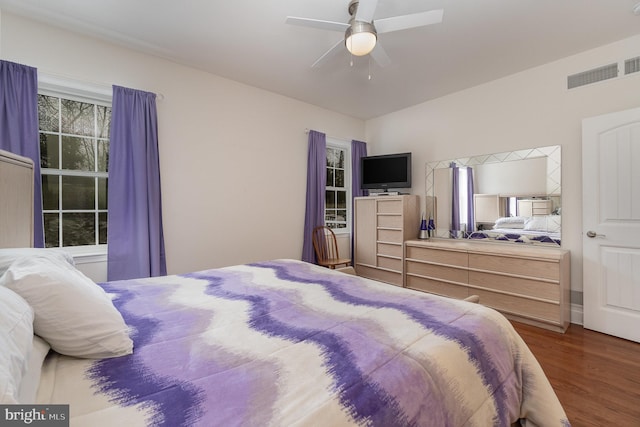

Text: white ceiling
xmin=2 ymin=0 xmax=640 ymax=119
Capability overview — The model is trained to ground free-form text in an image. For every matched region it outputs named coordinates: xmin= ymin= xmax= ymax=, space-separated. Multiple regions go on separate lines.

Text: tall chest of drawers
xmin=404 ymin=239 xmax=570 ymax=332
xmin=517 ymin=199 xmax=553 ymax=216
xmin=354 ymin=195 xmax=419 ymax=286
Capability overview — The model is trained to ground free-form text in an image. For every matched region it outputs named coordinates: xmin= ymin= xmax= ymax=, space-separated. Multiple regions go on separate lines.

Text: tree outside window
xmin=38 ymin=94 xmax=110 ymax=247
xmin=325 ymin=146 xmax=348 ymax=229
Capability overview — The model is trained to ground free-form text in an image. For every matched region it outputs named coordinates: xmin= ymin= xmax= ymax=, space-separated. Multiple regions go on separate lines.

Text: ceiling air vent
xmin=567 ymin=63 xmax=618 ymax=89
xmin=625 ymin=56 xmax=640 ymax=75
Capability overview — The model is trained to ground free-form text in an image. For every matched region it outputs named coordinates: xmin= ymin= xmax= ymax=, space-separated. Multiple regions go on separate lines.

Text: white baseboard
xmin=570 ymin=303 xmax=584 ymax=325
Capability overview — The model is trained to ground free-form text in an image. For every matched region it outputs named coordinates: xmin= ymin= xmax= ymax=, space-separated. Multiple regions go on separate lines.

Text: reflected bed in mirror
xmin=425 ymin=145 xmax=561 ymax=246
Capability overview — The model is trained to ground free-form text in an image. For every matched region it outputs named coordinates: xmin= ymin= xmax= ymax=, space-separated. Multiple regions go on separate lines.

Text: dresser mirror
xmin=425 ymin=145 xmax=562 ymax=246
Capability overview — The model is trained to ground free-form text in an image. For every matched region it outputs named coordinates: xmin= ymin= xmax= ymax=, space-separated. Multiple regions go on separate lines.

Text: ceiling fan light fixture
xmin=345 ymin=21 xmax=377 ymax=56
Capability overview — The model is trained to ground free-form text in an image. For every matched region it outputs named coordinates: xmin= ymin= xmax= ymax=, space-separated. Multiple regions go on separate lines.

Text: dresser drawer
xmin=377 ymin=199 xmax=402 ymax=214
xmin=406 ymin=260 xmax=468 ymax=284
xmin=532 ymin=207 xmax=550 ymax=216
xmin=406 ymin=275 xmax=469 ymax=299
xmin=378 ymin=228 xmax=403 ymax=244
xmin=469 ymin=271 xmax=559 ymax=301
xmin=518 ymin=199 xmax=552 ymax=217
xmin=469 ymin=253 xmax=559 ymax=281
xmin=378 ymin=242 xmax=402 ymax=258
xmin=377 ymin=214 xmax=402 ymax=228
xmin=405 ymin=246 xmax=467 ymax=267
xmin=378 ymin=256 xmax=402 ymax=272
xmin=357 ymin=264 xmax=403 ymax=286
xmin=474 ymin=289 xmax=560 ymax=324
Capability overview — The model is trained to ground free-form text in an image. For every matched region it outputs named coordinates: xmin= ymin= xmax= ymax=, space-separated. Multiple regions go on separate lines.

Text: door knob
xmin=586 ymin=230 xmax=605 ymax=238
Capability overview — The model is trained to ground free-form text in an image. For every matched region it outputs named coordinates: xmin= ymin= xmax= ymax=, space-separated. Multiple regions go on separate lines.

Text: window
xmin=38 ymin=93 xmax=111 ymax=248
xmin=325 ymin=141 xmax=351 ymax=230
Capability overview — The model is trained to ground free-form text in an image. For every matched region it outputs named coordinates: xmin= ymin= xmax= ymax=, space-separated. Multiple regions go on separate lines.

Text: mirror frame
xmin=425 ymin=145 xmax=561 ymax=244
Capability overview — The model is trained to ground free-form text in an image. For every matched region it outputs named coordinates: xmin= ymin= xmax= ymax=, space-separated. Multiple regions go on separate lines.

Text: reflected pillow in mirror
xmin=524 ymin=215 xmax=561 ymax=233
xmin=494 ymin=216 xmax=526 ymax=229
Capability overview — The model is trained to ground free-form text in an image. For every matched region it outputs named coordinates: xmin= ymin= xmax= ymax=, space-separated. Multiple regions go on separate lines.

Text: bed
xmin=469 ymin=216 xmax=562 ymax=246
xmin=0 ymin=149 xmax=571 ymax=426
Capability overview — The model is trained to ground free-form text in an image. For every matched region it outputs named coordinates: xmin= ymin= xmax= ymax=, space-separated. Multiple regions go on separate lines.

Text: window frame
xmin=325 ymin=138 xmax=352 ymax=234
xmin=38 ymin=75 xmax=112 ymax=256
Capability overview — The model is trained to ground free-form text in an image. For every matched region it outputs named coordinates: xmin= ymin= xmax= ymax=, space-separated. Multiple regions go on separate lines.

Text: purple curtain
xmin=450 ymin=162 xmax=460 ymax=235
xmin=451 ymin=163 xmax=475 ymax=236
xmin=301 ymin=130 xmax=326 ymax=263
xmin=0 ymin=60 xmax=44 ymax=247
xmin=351 ymin=139 xmax=368 ymax=262
xmin=351 ymin=140 xmax=368 ymax=198
xmin=466 ymin=167 xmax=475 ymax=233
xmin=107 ymin=85 xmax=166 ymax=280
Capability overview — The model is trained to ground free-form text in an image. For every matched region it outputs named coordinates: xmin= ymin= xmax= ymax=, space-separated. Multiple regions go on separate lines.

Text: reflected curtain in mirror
xmin=450 ymin=163 xmax=475 ymax=237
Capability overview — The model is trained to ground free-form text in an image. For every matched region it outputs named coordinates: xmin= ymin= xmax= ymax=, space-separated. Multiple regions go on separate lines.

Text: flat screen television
xmin=360 ymin=152 xmax=412 ymax=190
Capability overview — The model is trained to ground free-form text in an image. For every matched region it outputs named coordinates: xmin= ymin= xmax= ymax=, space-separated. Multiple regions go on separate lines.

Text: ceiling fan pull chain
xmin=368 ymin=56 xmax=372 ymax=80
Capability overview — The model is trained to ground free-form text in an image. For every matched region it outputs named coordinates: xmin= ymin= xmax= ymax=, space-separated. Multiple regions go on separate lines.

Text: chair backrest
xmin=312 ymin=226 xmax=340 ymax=264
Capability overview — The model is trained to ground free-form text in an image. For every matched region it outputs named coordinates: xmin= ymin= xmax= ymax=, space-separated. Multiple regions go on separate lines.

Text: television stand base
xmin=369 ymin=191 xmax=400 ymax=196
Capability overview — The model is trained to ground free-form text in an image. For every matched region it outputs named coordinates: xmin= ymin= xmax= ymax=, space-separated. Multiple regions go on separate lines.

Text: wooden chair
xmin=312 ymin=226 xmax=352 ymax=269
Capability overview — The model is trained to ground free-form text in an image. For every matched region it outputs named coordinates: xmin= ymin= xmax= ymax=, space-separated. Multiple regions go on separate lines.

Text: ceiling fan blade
xmin=311 ymin=39 xmax=345 ymax=68
xmin=285 ymin=16 xmax=349 ymax=32
xmin=370 ymin=43 xmax=391 ymax=68
xmin=355 ymin=0 xmax=379 ymax=23
xmin=375 ymin=9 xmax=443 ymax=34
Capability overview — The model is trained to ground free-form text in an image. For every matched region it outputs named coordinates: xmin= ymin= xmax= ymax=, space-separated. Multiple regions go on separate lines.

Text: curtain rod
xmin=39 ymin=70 xmax=165 ymax=101
xmin=304 ymin=128 xmax=354 ymax=143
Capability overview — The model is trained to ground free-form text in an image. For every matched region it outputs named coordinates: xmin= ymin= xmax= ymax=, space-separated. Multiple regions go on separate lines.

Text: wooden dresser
xmin=404 ymin=239 xmax=570 ymax=332
xmin=354 ymin=195 xmax=419 ymax=286
xmin=517 ymin=199 xmax=552 ymax=216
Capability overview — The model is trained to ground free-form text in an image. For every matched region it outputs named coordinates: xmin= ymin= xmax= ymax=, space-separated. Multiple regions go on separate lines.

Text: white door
xmin=582 ymin=107 xmax=640 ymax=343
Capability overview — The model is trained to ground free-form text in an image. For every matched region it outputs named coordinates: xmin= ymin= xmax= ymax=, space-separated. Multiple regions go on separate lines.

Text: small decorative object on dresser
xmin=404 ymin=239 xmax=570 ymax=332
xmin=418 ymin=213 xmax=429 ymax=239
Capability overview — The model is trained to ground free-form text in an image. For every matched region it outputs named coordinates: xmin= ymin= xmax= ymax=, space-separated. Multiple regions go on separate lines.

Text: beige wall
xmin=0 ymin=12 xmax=365 ymax=276
xmin=365 ymin=34 xmax=640 ymax=321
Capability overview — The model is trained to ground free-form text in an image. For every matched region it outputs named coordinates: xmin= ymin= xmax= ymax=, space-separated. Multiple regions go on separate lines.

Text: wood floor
xmin=511 ymin=321 xmax=640 ymax=427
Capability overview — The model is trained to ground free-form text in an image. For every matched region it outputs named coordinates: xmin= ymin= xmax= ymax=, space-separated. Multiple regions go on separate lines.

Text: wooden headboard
xmin=0 ymin=149 xmax=34 ymax=248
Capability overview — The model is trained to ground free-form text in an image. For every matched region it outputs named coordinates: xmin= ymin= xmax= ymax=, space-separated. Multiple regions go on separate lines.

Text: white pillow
xmin=0 ymin=286 xmax=34 ymax=404
xmin=0 ymin=256 xmax=133 ymax=359
xmin=17 ymin=335 xmax=50 ymax=403
xmin=0 ymin=248 xmax=75 ymax=277
xmin=493 ymin=222 xmax=525 ymax=230
xmin=493 ymin=216 xmax=527 ymax=228
xmin=524 ymin=215 xmax=562 ymax=233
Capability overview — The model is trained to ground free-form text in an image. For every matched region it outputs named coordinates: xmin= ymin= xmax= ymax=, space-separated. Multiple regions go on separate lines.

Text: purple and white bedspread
xmin=36 ymin=259 xmax=570 ymax=427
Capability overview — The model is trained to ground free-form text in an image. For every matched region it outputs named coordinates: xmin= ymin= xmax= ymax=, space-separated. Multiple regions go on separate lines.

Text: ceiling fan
xmin=286 ymin=0 xmax=444 ymax=68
